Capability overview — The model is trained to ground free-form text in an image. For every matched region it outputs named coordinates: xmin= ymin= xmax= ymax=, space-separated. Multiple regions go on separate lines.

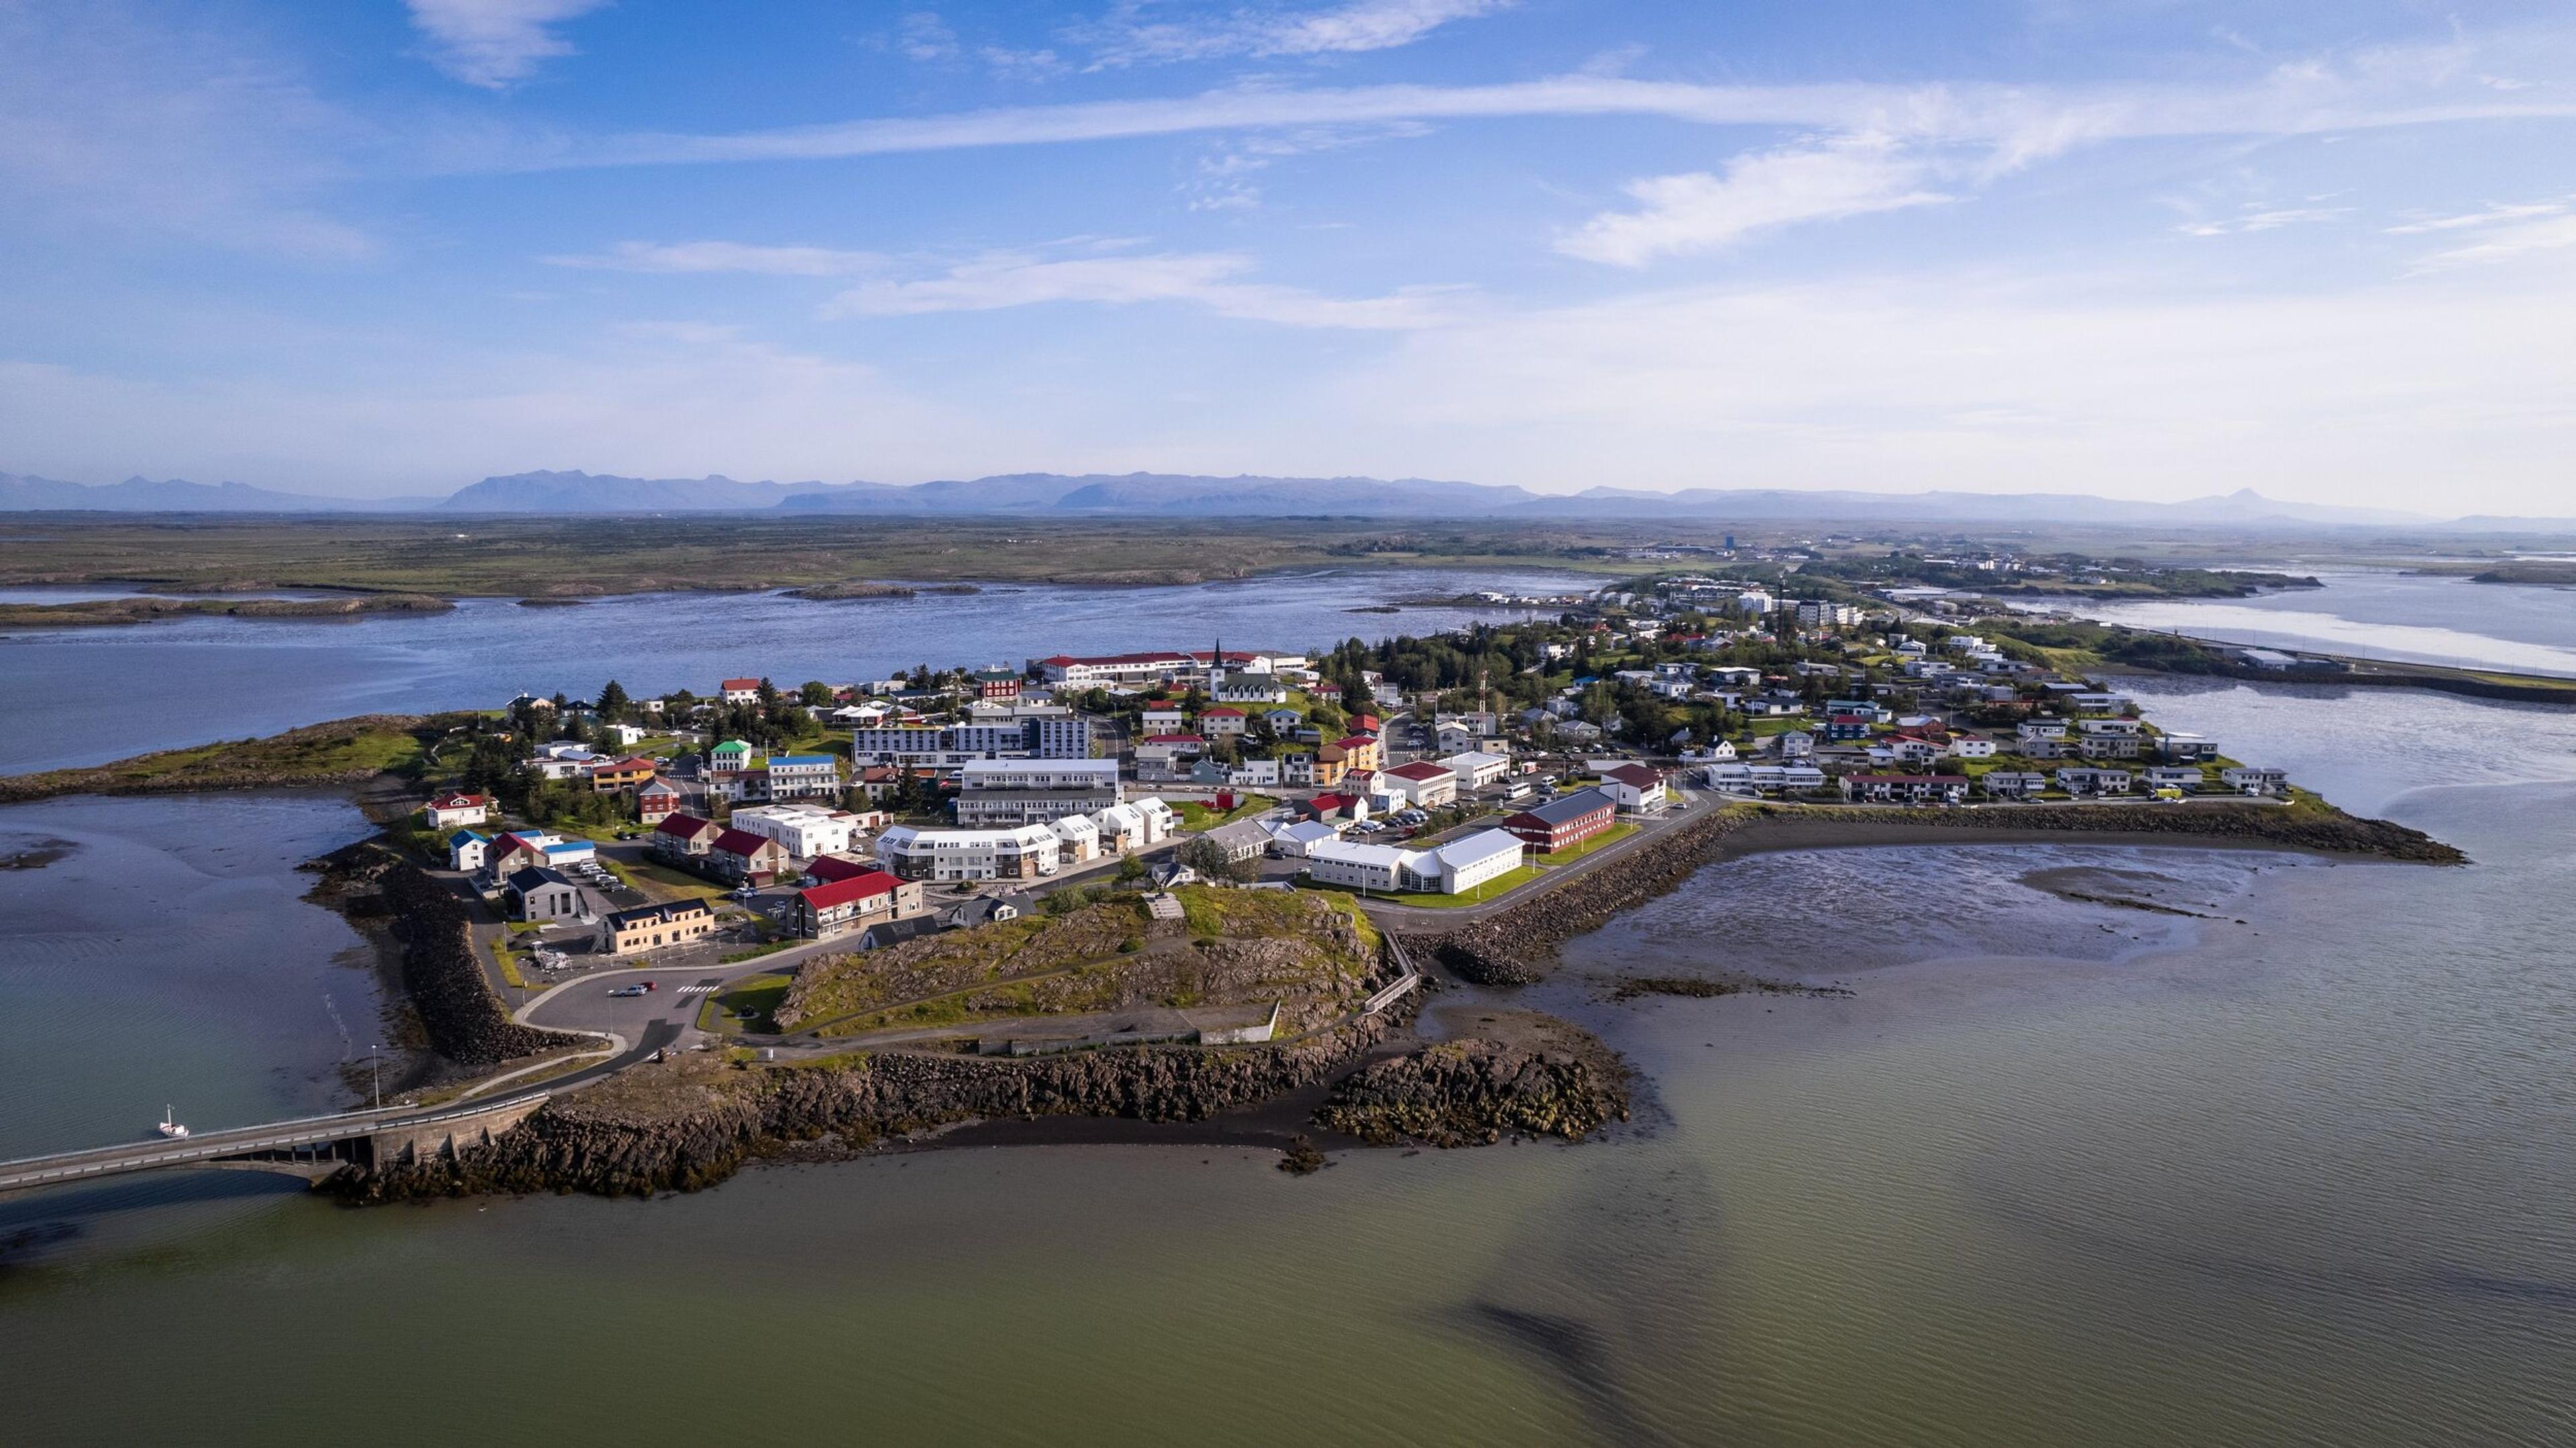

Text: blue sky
xmin=3 ymin=0 xmax=2574 ymax=509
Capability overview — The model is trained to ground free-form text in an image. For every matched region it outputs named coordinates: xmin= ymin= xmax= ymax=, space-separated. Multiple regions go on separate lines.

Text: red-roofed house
xmin=1598 ymin=764 xmax=1669 ymax=813
xmin=792 ymin=868 xmax=925 ymax=939
xmin=1350 ymin=713 xmax=1383 ymax=735
xmin=484 ymin=831 xmax=551 ymax=878
xmin=588 ymin=756 xmax=657 ymax=793
xmin=649 ymin=813 xmax=722 ymax=865
xmin=1322 ymin=733 xmax=1381 ymax=773
xmin=708 ymin=828 xmax=790 ymax=885
xmin=419 ymin=792 xmax=490 ymax=829
xmin=1198 ymin=705 xmax=1247 ymax=737
xmin=1299 ymin=792 xmax=1368 ymax=823
xmin=720 ymin=678 xmax=763 ymax=704
xmin=1381 ymin=760 xmax=1459 ymax=809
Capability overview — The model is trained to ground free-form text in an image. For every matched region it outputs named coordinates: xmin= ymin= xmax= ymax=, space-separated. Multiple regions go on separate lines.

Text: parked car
xmin=607 ymin=985 xmax=647 ymax=998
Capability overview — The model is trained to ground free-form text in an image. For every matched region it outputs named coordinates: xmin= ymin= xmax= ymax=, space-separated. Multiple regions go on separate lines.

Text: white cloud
xmin=0 ymin=3 xmax=370 ymax=257
xmin=2385 ymin=198 xmax=2573 ymax=233
xmin=1075 ymin=0 xmax=1511 ymax=68
xmin=2410 ymin=213 xmax=2576 ymax=270
xmin=543 ymin=240 xmax=890 ymax=276
xmin=1558 ymin=138 xmax=1950 ymax=266
xmin=822 ymin=248 xmax=1456 ymax=328
xmin=896 ymin=11 xmax=960 ymax=64
xmin=2178 ymin=205 xmax=2349 ymax=237
xmin=405 ymin=0 xmax=609 ymax=89
xmin=1305 ymin=260 xmax=2576 ymax=505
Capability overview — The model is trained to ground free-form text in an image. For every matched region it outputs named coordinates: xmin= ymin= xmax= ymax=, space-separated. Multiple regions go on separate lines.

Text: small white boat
xmin=156 ymin=1105 xmax=189 ymax=1139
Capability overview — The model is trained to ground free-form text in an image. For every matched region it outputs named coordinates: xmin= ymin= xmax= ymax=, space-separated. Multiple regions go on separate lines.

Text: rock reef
xmin=1317 ymin=1023 xmax=1629 ymax=1147
xmin=307 ymin=843 xmax=578 ymax=1067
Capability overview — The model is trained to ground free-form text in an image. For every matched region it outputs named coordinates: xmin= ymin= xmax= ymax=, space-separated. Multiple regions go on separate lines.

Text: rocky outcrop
xmin=307 ymin=843 xmax=578 ymax=1066
xmin=1316 ymin=1035 xmax=1630 ymax=1147
xmin=336 ymin=1013 xmax=1399 ymax=1201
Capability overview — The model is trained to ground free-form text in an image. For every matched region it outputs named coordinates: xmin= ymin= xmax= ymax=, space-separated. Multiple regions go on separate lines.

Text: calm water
xmin=2072 ymin=569 xmax=2576 ymax=677
xmin=0 ymin=568 xmax=1587 ymax=774
xmin=3 ymin=676 xmax=2575 ymax=1443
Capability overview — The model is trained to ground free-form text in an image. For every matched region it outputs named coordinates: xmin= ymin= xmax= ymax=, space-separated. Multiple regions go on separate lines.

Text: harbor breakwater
xmin=1411 ymin=800 xmax=2462 ymax=985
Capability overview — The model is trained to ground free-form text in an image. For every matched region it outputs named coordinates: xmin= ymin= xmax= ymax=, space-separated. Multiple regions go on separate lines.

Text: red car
xmin=639 ymin=980 xmax=656 ymax=992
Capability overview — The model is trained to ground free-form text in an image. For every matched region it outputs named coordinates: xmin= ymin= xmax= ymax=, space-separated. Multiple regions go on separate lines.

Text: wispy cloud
xmin=1073 ymin=0 xmax=1511 ymax=69
xmin=2178 ymin=204 xmax=2349 ymax=237
xmin=1558 ymin=138 xmax=1949 ymax=266
xmin=0 ymin=2 xmax=371 ymax=257
xmin=405 ymin=0 xmax=609 ymax=89
xmin=543 ymin=240 xmax=890 ymax=276
xmin=2385 ymin=197 xmax=2574 ymax=233
xmin=822 ymin=248 xmax=1457 ymax=328
xmin=2410 ymin=214 xmax=2576 ymax=271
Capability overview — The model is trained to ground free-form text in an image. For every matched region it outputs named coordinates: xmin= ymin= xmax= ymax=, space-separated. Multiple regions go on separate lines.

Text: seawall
xmin=1412 ymin=800 xmax=2461 ymax=984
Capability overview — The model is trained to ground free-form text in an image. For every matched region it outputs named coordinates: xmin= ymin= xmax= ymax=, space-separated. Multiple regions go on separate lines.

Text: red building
xmin=1502 ymin=788 xmax=1617 ymax=853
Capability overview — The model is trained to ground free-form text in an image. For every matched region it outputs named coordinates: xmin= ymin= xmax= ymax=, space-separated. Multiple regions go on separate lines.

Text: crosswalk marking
xmin=675 ymin=984 xmax=722 ymax=996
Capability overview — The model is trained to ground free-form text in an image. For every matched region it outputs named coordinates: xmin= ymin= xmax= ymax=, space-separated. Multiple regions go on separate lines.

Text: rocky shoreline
xmin=1409 ymin=800 xmax=2461 ymax=985
xmin=305 ymin=842 xmax=580 ymax=1068
xmin=1318 ymin=1029 xmax=1629 ymax=1147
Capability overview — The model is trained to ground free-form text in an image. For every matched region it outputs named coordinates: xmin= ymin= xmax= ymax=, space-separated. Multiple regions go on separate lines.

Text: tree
xmin=596 ymin=680 xmax=631 ymax=723
xmin=1177 ymin=835 xmax=1257 ymax=884
xmin=799 ymin=680 xmax=835 ymax=709
xmin=1116 ymin=855 xmax=1146 ymax=884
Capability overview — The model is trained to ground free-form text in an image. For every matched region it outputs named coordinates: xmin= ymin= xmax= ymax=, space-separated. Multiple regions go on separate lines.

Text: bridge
xmin=0 ymin=1091 xmax=555 ymax=1197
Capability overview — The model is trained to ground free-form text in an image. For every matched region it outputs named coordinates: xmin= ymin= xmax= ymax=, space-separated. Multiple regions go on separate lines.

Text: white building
xmin=953 ymin=757 xmax=1123 ymax=826
xmin=1597 ymin=764 xmax=1668 ymax=813
xmin=1426 ymin=828 xmax=1524 ymax=894
xmin=1440 ymin=750 xmax=1513 ymax=789
xmin=873 ymin=824 xmax=1063 ymax=882
xmin=1379 ymin=761 xmax=1459 ymax=809
xmin=1268 ymin=819 xmax=1342 ymax=857
xmin=727 ymin=803 xmax=866 ymax=860
xmin=1304 ymin=839 xmax=1416 ymax=892
xmin=1305 ymin=827 xmax=1523 ymax=895
xmin=1047 ymin=813 xmax=1101 ymax=864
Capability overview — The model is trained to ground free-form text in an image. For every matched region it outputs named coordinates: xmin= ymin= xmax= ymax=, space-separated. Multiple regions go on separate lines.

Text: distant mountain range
xmin=3 ymin=468 xmax=2565 ymax=529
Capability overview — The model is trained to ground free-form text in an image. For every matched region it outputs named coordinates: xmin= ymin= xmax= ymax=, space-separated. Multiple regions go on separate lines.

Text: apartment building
xmin=873 ymin=824 xmax=1064 ymax=882
xmin=953 ymin=758 xmax=1124 ymax=826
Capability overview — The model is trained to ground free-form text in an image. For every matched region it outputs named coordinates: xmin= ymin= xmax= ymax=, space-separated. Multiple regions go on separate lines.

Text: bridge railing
xmin=0 ymin=1090 xmax=557 ymax=1191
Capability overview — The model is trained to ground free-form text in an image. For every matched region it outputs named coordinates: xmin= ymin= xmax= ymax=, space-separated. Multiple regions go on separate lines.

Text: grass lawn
xmin=1172 ymin=793 xmax=1275 ymax=829
xmin=1311 ymin=861 xmax=1548 ymax=908
xmin=491 ymin=937 xmax=529 ymax=990
xmin=625 ymin=857 xmax=729 ymax=900
xmin=1538 ymin=821 xmax=1642 ymax=864
xmin=698 ymin=972 xmax=794 ymax=1034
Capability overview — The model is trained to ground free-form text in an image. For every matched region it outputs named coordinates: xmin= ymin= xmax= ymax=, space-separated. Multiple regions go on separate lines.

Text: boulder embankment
xmin=1318 ymin=1016 xmax=1629 ymax=1147
xmin=1411 ymin=799 xmax=2461 ymax=984
xmin=307 ymin=842 xmax=578 ymax=1067
xmin=336 ymin=1011 xmax=1403 ymax=1201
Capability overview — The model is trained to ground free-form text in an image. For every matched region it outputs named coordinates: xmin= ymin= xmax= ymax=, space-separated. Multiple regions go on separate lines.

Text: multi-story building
xmin=728 ymin=802 xmax=868 ymax=859
xmin=1503 ymin=788 xmax=1619 ymax=852
xmin=706 ymin=828 xmax=792 ymax=884
xmin=2056 ymin=768 xmax=2135 ymax=796
xmin=1380 ymin=760 xmax=1459 ymax=809
xmin=851 ymin=717 xmax=1092 ymax=766
xmin=599 ymin=898 xmax=716 ymax=956
xmin=873 ymin=824 xmax=1063 ymax=882
xmin=953 ymin=758 xmax=1123 ymax=826
xmin=1438 ymin=751 xmax=1512 ymax=790
xmin=763 ymin=753 xmax=841 ymax=800
xmin=792 ymin=868 xmax=924 ymax=939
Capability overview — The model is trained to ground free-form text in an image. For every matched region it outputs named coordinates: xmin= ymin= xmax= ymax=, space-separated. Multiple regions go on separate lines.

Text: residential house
xmin=1597 ymin=763 xmax=1668 ymax=813
xmin=1047 ymin=813 xmax=1101 ymax=865
xmin=588 ymin=756 xmax=657 ymax=794
xmin=1201 ymin=819 xmax=1273 ymax=865
xmin=2056 ymin=768 xmax=2135 ymax=796
xmin=1198 ymin=705 xmax=1248 ymax=737
xmin=1224 ymin=757 xmax=1283 ymax=789
xmin=446 ymin=830 xmax=489 ymax=872
xmin=1949 ymin=736 xmax=1998 ymax=759
xmin=1839 ymin=773 xmax=1966 ymax=805
xmin=2157 ymin=731 xmax=2222 ymax=762
xmin=1503 ymin=788 xmax=1619 ymax=853
xmin=1381 ymin=760 xmax=1460 ymax=809
xmin=503 ymin=866 xmax=590 ymax=923
xmin=720 ymin=678 xmax=762 ymax=705
xmin=1324 ymin=733 xmax=1382 ymax=773
xmin=945 ymin=894 xmax=1029 ymax=929
xmin=1823 ymin=714 xmax=1873 ymax=743
xmin=637 ymin=776 xmax=688 ymax=825
xmin=2142 ymin=766 xmax=2204 ymax=792
xmin=1134 ymin=733 xmax=1205 ymax=776
xmin=1142 ymin=705 xmax=1186 ymax=732
xmin=794 ymin=868 xmax=924 ymax=939
xmin=1980 ymin=770 xmax=2051 ymax=799
xmin=971 ymin=669 xmax=1024 ymax=701
xmin=706 ymin=739 xmax=755 ymax=772
xmin=1299 ymin=792 xmax=1366 ymax=825
xmin=649 ymin=813 xmax=723 ymax=866
xmin=707 ymin=828 xmax=791 ymax=885
xmin=482 ymin=830 xmax=561 ymax=882
xmin=1261 ymin=707 xmax=1303 ymax=732
xmin=2220 ymin=766 xmax=2290 ymax=796
xmin=419 ymin=792 xmax=492 ymax=829
xmin=599 ymin=898 xmax=716 ymax=956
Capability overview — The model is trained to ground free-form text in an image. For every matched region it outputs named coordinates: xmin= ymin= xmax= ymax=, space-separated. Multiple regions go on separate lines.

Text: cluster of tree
xmin=1175 ymin=835 xmax=1260 ymax=884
